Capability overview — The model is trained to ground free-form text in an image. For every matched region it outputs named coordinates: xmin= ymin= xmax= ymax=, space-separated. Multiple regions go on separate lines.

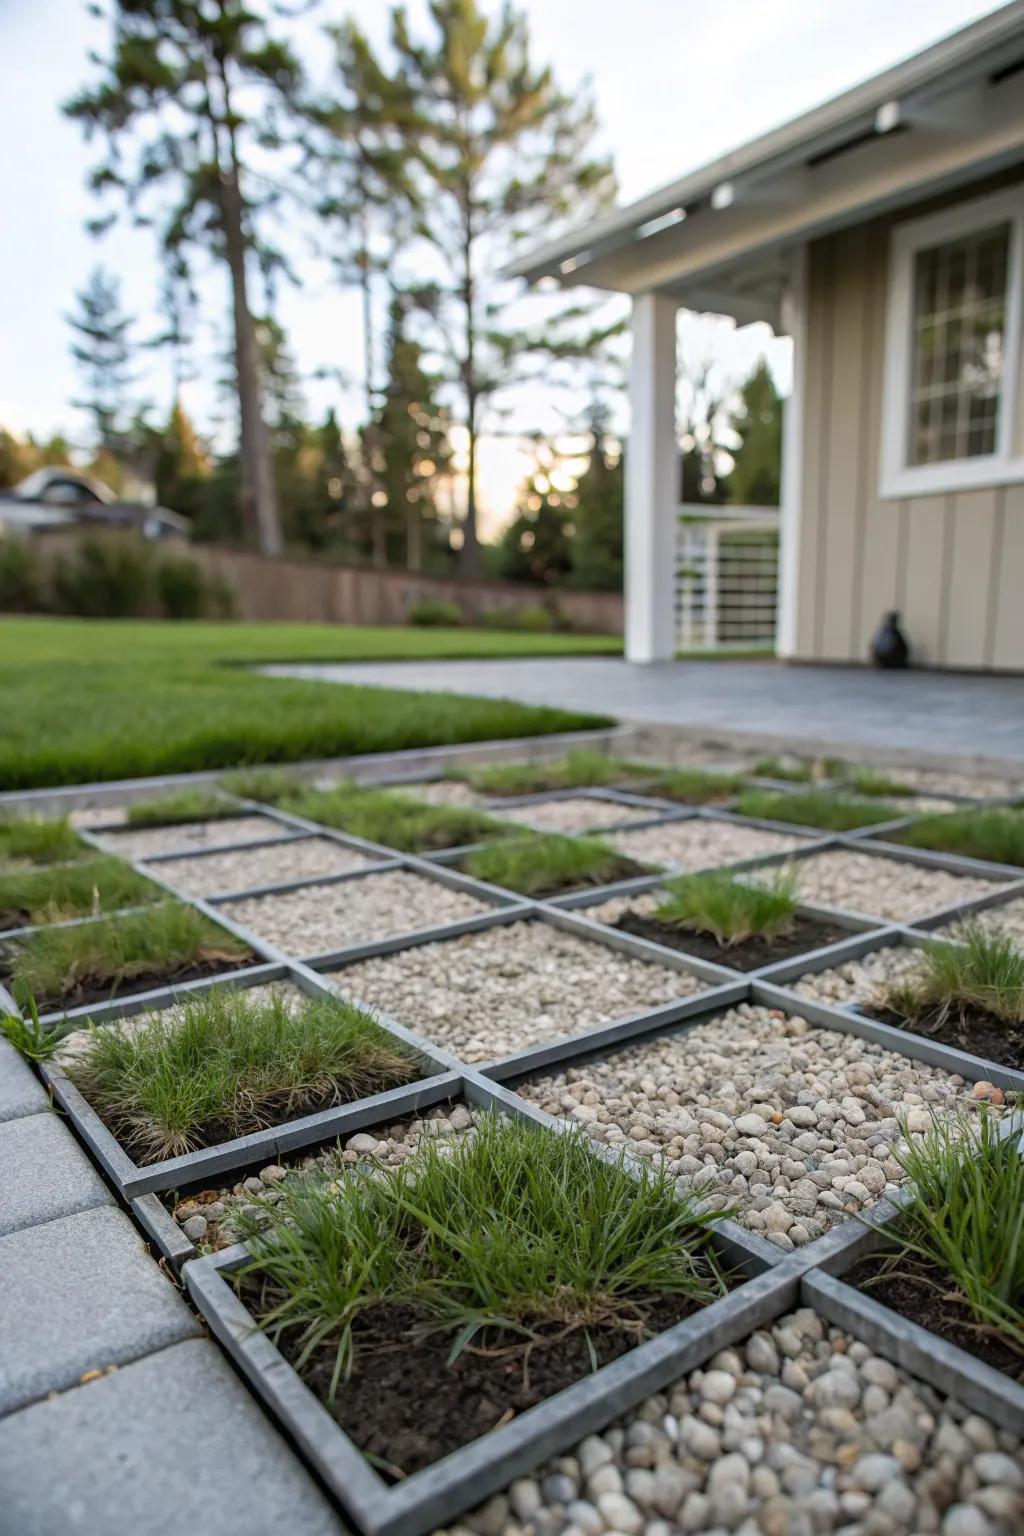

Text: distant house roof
xmin=508 ymin=2 xmax=1024 ymax=322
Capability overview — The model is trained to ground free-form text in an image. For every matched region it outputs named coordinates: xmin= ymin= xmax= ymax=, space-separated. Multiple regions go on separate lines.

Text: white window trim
xmin=879 ymin=184 xmax=1024 ymax=500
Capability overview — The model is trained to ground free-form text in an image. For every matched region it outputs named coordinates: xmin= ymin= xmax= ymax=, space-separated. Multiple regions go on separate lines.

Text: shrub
xmin=0 ymin=538 xmax=42 ymax=613
xmin=512 ymin=603 xmax=554 ymax=632
xmin=408 ymin=598 xmax=463 ymax=627
xmin=52 ymin=535 xmax=154 ymax=618
xmin=155 ymin=555 xmax=207 ymax=619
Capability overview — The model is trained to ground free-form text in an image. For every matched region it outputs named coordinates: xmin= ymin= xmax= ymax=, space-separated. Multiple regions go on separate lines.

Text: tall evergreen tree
xmin=363 ymin=294 xmax=452 ymax=572
xmin=496 ymin=439 xmax=575 ymax=586
xmin=342 ymin=0 xmax=616 ymax=575
xmin=153 ymin=400 xmax=210 ymax=518
xmin=65 ymin=0 xmax=305 ymax=554
xmin=66 ymin=265 xmax=137 ymax=456
xmin=728 ymin=359 xmax=783 ymax=507
xmin=570 ymin=400 xmax=623 ymax=592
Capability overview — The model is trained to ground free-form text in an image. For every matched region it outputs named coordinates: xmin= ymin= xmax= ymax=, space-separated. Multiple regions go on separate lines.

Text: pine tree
xmin=363 ymin=294 xmax=452 ymax=572
xmin=342 ymin=0 xmax=616 ymax=575
xmin=153 ymin=401 xmax=210 ymax=519
xmin=66 ymin=265 xmax=137 ymax=457
xmin=728 ymin=359 xmax=783 ymax=507
xmin=497 ymin=439 xmax=575 ymax=586
xmin=65 ymin=0 xmax=305 ymax=554
xmin=570 ymin=401 xmax=624 ymax=592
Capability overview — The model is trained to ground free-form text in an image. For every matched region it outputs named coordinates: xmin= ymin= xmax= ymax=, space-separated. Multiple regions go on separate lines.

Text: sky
xmin=0 ymin=0 xmax=1009 ymax=530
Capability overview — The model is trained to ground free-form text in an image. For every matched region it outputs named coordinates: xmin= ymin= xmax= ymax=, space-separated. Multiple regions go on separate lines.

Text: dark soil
xmin=3 ymin=951 xmax=260 ymax=1013
xmin=0 ymin=909 xmax=32 ymax=934
xmin=863 ymin=1001 xmax=1024 ymax=1071
xmin=846 ymin=1252 xmax=1024 ymax=1383
xmin=614 ymin=911 xmax=849 ymax=972
xmin=263 ymin=1292 xmax=707 ymax=1477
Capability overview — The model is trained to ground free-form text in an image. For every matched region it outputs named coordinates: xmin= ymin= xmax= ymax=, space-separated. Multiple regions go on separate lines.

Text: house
xmin=509 ymin=3 xmax=1024 ymax=670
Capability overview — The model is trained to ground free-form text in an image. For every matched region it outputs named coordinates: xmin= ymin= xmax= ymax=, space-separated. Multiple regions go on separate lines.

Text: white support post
xmin=776 ymin=244 xmax=807 ymax=659
xmin=625 ymin=293 xmax=678 ymax=663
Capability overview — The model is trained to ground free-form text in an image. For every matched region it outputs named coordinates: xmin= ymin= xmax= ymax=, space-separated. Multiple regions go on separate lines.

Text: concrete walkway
xmin=265 ymin=658 xmax=1024 ymax=764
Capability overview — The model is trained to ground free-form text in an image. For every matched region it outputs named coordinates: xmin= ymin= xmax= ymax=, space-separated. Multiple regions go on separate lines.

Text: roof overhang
xmin=509 ymin=3 xmax=1024 ymax=325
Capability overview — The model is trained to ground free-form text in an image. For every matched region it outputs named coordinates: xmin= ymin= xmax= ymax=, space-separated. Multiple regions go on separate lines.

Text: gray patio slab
xmin=264 ymin=657 xmax=1024 ymax=762
xmin=0 ymin=1112 xmax=112 ymax=1236
xmin=0 ymin=1337 xmax=345 ymax=1536
xmin=0 ymin=1038 xmax=49 ymax=1122
xmin=0 ymin=1207 xmax=201 ymax=1416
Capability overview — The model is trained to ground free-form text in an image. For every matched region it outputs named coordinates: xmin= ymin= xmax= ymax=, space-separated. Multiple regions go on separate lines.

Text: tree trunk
xmin=461 ymin=394 xmax=480 ymax=575
xmin=459 ymin=177 xmax=480 ymax=576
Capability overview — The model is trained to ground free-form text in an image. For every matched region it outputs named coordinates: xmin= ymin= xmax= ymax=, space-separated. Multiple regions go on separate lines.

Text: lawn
xmin=0 ymin=618 xmax=614 ymax=790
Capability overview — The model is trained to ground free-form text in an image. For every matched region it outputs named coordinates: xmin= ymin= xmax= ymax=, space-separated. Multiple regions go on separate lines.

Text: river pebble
xmin=445 ymin=1308 xmax=1024 ymax=1535
xmin=147 ymin=836 xmax=375 ymax=897
xmin=940 ymin=895 xmax=1024 ymax=951
xmin=492 ymin=797 xmax=656 ymax=835
xmin=91 ymin=814 xmax=284 ymax=859
xmin=331 ymin=919 xmax=705 ymax=1062
xmin=516 ymin=1002 xmax=981 ymax=1243
xmin=775 ymin=849 xmax=1002 ymax=922
xmin=610 ymin=819 xmax=808 ymax=873
xmin=220 ymin=869 xmax=490 ymax=955
xmin=789 ymin=942 xmax=926 ymax=1008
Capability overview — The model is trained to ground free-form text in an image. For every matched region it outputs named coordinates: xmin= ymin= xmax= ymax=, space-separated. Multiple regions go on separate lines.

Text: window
xmin=880 ymin=186 xmax=1024 ymax=498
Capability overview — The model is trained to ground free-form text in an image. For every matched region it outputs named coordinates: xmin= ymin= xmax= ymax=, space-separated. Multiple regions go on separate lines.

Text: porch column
xmin=776 ymin=245 xmax=807 ymax=658
xmin=625 ymin=293 xmax=678 ymax=663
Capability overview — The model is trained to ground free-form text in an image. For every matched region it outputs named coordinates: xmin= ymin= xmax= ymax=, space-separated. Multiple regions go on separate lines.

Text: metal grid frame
xmin=4 ymin=753 xmax=1024 ymax=1536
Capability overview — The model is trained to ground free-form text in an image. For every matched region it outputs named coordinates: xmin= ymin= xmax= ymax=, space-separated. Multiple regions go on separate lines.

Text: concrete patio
xmin=265 ymin=658 xmax=1024 ymax=765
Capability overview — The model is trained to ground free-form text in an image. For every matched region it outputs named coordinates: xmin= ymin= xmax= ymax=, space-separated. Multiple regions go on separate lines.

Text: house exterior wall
xmin=793 ymin=170 xmax=1024 ymax=671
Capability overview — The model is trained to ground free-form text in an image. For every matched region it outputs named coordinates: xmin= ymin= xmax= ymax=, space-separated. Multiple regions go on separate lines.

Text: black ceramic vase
xmin=870 ymin=611 xmax=910 ymax=669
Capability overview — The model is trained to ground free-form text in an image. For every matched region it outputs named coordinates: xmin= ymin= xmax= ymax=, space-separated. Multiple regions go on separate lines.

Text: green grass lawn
xmin=0 ymin=617 xmax=615 ymax=790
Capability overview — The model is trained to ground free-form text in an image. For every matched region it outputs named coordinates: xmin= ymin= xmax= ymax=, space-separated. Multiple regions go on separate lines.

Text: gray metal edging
xmin=184 ymin=1239 xmax=797 ymax=1536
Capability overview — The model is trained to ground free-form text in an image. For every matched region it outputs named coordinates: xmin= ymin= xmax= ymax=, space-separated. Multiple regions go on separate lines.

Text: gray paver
xmin=0 ymin=1038 xmax=49 ymax=1123
xmin=0 ymin=1337 xmax=345 ymax=1536
xmin=0 ymin=1207 xmax=201 ymax=1415
xmin=264 ymin=657 xmax=1024 ymax=761
xmin=0 ymin=1112 xmax=111 ymax=1236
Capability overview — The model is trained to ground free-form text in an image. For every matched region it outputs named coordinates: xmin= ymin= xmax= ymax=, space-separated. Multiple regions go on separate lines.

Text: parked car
xmin=0 ymin=467 xmax=188 ymax=540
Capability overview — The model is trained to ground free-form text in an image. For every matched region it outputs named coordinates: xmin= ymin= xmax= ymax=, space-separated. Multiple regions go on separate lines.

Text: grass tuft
xmin=869 ymin=1108 xmax=1024 ymax=1360
xmin=844 ymin=767 xmax=916 ymax=798
xmin=458 ymin=749 xmax=640 ymax=797
xmin=0 ymin=816 xmax=86 ymax=869
xmin=893 ymin=807 xmax=1024 ymax=868
xmin=736 ymin=788 xmax=901 ymax=831
xmin=652 ymin=868 xmax=799 ymax=948
xmin=0 ymin=857 xmax=159 ymax=930
xmin=220 ymin=768 xmax=300 ymax=805
xmin=885 ymin=925 xmax=1024 ymax=1029
xmin=237 ymin=1112 xmax=728 ymax=1391
xmin=3 ymin=902 xmax=253 ymax=1012
xmin=64 ymin=986 xmax=421 ymax=1162
xmin=284 ymin=782 xmax=512 ymax=853
xmin=1 ymin=998 xmax=60 ymax=1062
xmin=126 ymin=789 xmax=238 ymax=826
xmin=464 ymin=833 xmax=638 ymax=895
xmin=644 ymin=767 xmax=742 ymax=805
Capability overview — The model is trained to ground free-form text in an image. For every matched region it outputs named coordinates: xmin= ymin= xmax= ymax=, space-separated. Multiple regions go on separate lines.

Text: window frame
xmin=879 ymin=185 xmax=1024 ymax=499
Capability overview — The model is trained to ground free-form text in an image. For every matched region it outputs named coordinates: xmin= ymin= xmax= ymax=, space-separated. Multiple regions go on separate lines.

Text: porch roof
xmin=508 ymin=2 xmax=1024 ymax=325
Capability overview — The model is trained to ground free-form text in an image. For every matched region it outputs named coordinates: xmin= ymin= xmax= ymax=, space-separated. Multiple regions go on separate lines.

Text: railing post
xmin=625 ymin=294 xmax=678 ymax=663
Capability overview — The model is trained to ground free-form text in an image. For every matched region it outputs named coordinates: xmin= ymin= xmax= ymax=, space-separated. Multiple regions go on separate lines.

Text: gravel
xmin=91 ymin=815 xmax=284 ymax=860
xmin=776 ymin=849 xmax=1003 ymax=922
xmin=446 ymin=1307 xmax=1024 ymax=1536
xmin=939 ymin=896 xmax=1024 ymax=950
xmin=220 ymin=869 xmax=491 ymax=955
xmin=166 ymin=1102 xmax=475 ymax=1251
xmin=610 ymin=819 xmax=808 ymax=872
xmin=493 ymin=797 xmax=657 ymax=835
xmin=148 ymin=837 xmax=377 ymax=897
xmin=789 ymin=944 xmax=927 ymax=1008
xmin=387 ymin=779 xmax=490 ymax=808
xmin=892 ymin=767 xmax=1021 ymax=801
xmin=517 ymin=1002 xmax=981 ymax=1247
xmin=584 ymin=890 xmax=662 ymax=926
xmin=331 ymin=919 xmax=705 ymax=1063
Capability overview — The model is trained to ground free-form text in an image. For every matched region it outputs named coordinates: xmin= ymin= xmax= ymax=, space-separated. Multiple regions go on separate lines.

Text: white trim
xmin=624 ymin=294 xmax=679 ymax=664
xmin=879 ymin=184 xmax=1024 ymax=500
xmin=776 ymin=245 xmax=807 ymax=657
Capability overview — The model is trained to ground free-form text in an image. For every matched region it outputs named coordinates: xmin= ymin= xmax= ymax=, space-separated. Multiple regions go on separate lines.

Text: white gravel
xmin=92 ymin=814 xmax=283 ymax=859
xmin=331 ymin=919 xmax=705 ymax=1062
xmin=220 ymin=869 xmax=491 ymax=955
xmin=389 ymin=779 xmax=490 ymax=808
xmin=149 ymin=837 xmax=376 ymax=897
xmin=789 ymin=943 xmax=927 ymax=1008
xmin=493 ymin=797 xmax=656 ymax=835
xmin=894 ymin=766 xmax=1021 ymax=800
xmin=517 ymin=1002 xmax=981 ymax=1248
xmin=448 ymin=1307 xmax=1024 ymax=1536
xmin=167 ymin=1101 xmax=475 ymax=1250
xmin=939 ymin=895 xmax=1024 ymax=949
xmin=611 ymin=819 xmax=808 ymax=872
xmin=777 ymin=848 xmax=1003 ymax=921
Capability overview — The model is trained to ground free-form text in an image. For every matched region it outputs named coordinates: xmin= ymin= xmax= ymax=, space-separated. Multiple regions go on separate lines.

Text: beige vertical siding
xmin=795 ymin=174 xmax=1024 ymax=671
